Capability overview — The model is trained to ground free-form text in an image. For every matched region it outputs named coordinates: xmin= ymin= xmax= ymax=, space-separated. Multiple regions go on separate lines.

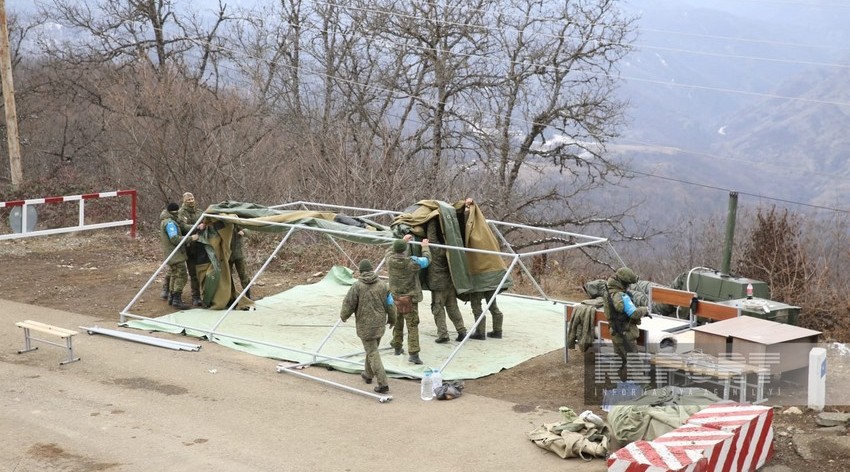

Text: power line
xmin=634 ymin=44 xmax=850 ymax=70
xmin=614 ymin=138 xmax=842 ymax=180
xmin=620 ymin=75 xmax=850 ymax=106
xmin=629 ymin=168 xmax=850 ymax=214
xmin=640 ymin=27 xmax=850 ymax=53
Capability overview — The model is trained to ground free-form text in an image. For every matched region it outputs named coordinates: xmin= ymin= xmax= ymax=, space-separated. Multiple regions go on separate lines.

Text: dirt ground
xmin=0 ymin=230 xmax=845 ymax=470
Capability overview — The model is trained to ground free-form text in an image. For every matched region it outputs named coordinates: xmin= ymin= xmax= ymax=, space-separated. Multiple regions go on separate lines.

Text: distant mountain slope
xmin=613 ymin=0 xmax=850 ymax=213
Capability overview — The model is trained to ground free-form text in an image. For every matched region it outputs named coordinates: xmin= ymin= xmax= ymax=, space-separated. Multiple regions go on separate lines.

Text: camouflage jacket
xmin=177 ymin=203 xmax=202 ymax=233
xmin=386 ymin=247 xmax=431 ymax=303
xmin=602 ymin=276 xmax=646 ymax=339
xmin=340 ymin=271 xmax=397 ymax=340
xmin=159 ymin=209 xmax=187 ymax=264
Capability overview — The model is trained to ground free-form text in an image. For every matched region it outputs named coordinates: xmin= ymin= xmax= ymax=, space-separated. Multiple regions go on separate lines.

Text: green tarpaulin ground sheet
xmin=125 ymin=265 xmax=563 ymax=380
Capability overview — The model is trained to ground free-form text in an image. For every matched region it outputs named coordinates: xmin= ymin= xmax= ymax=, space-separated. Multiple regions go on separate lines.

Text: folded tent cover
xmin=198 ymin=200 xmax=511 ymax=308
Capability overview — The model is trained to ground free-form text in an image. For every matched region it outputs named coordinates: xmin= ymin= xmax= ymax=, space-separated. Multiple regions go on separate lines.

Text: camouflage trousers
xmin=361 ymin=337 xmax=388 ymax=387
xmin=469 ymin=291 xmax=503 ymax=335
xmin=185 ymin=259 xmax=200 ymax=298
xmin=431 ymin=288 xmax=466 ymax=339
xmin=168 ymin=261 xmax=188 ymax=294
xmin=230 ymin=258 xmax=250 ymax=290
xmin=391 ymin=304 xmax=420 ymax=355
xmin=611 ymin=332 xmax=639 ymax=368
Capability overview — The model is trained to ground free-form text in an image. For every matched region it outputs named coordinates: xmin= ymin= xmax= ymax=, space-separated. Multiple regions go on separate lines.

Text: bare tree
xmin=737 ymin=206 xmax=811 ymax=303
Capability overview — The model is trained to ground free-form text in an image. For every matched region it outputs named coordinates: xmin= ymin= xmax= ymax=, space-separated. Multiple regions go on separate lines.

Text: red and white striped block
xmin=0 ymin=190 xmax=132 ymax=208
xmin=686 ymin=403 xmax=774 ymax=472
xmin=607 ymin=440 xmax=708 ymax=472
xmin=653 ymin=423 xmax=737 ymax=472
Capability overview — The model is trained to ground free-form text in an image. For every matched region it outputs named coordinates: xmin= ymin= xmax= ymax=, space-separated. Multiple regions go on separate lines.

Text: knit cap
xmin=358 ymin=259 xmax=373 ymax=273
xmin=392 ymin=239 xmax=407 ymax=253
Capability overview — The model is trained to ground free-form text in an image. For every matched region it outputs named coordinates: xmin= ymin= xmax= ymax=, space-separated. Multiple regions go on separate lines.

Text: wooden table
xmin=650 ymin=351 xmax=769 ymax=403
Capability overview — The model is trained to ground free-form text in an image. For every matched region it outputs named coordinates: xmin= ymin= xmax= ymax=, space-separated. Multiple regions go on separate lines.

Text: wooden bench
xmin=16 ymin=320 xmax=80 ymax=365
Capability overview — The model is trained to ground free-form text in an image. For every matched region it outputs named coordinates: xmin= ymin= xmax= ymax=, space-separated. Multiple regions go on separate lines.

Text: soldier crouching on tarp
xmin=602 ymin=267 xmax=649 ymax=381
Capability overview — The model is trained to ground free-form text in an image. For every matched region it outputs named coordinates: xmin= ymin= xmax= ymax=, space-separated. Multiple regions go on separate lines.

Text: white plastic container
xmin=420 ymin=369 xmax=434 ymax=401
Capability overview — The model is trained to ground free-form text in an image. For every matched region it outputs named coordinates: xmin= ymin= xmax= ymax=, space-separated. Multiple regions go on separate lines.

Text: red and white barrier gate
xmin=686 ymin=403 xmax=774 ymax=472
xmin=652 ymin=423 xmax=737 ymax=472
xmin=607 ymin=440 xmax=708 ymax=472
xmin=0 ymin=190 xmax=137 ymax=240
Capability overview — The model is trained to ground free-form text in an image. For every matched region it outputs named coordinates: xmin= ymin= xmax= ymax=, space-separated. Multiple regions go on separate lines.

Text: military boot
xmin=160 ymin=275 xmax=171 ymax=300
xmin=393 ymin=346 xmax=404 ymax=355
xmin=171 ymin=292 xmax=190 ymax=310
xmin=408 ymin=353 xmax=423 ymax=365
xmin=487 ymin=330 xmax=502 ymax=339
xmin=245 ymin=289 xmax=253 ymax=300
xmin=192 ymin=295 xmax=203 ymax=307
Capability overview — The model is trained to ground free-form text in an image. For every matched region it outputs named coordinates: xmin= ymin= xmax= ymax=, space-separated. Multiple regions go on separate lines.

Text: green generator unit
xmin=682 ymin=268 xmax=770 ymax=302
xmin=680 ymin=268 xmax=801 ymax=325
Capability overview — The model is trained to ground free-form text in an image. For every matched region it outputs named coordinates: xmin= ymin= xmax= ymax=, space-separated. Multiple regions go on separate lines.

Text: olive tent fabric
xmin=201 ymin=200 xmax=512 ymax=300
xmin=204 ymin=201 xmax=396 ymax=246
xmin=390 ymin=199 xmax=513 ymax=297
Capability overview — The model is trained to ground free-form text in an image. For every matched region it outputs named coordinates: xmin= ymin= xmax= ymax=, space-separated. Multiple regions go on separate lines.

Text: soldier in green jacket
xmin=386 ymin=235 xmax=431 ymax=365
xmin=602 ymin=267 xmax=649 ymax=381
xmin=177 ymin=192 xmax=203 ymax=307
xmin=425 ymin=219 xmax=467 ymax=343
xmin=160 ymin=202 xmax=192 ymax=310
xmin=340 ymin=259 xmax=397 ymax=394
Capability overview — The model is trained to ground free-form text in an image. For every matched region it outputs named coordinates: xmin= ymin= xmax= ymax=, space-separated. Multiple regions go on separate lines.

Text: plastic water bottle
xmin=430 ymin=369 xmax=443 ymax=395
xmin=746 ymin=283 xmax=753 ymax=299
xmin=420 ymin=369 xmax=434 ymax=401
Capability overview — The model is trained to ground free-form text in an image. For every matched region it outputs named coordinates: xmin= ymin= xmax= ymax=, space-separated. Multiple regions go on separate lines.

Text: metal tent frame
xmin=120 ymin=201 xmax=615 ymax=402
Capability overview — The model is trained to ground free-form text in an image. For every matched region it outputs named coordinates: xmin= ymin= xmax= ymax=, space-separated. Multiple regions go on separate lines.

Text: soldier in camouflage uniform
xmin=340 ymin=259 xmax=397 ymax=393
xmin=386 ymin=235 xmax=431 ymax=365
xmin=425 ymin=219 xmax=467 ymax=343
xmin=601 ymin=267 xmax=649 ymax=381
xmin=177 ymin=192 xmax=203 ymax=307
xmin=160 ymin=202 xmax=192 ymax=310
xmin=229 ymin=224 xmax=253 ymax=299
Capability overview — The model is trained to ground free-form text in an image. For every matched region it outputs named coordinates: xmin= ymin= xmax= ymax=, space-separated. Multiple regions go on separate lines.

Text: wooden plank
xmin=650 ymin=286 xmax=697 ymax=307
xmin=16 ymin=321 xmax=77 ymax=338
xmin=695 ymin=301 xmax=739 ymax=322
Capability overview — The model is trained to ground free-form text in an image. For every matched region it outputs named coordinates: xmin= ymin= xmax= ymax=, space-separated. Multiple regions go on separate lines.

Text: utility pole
xmin=0 ymin=0 xmax=22 ymax=187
